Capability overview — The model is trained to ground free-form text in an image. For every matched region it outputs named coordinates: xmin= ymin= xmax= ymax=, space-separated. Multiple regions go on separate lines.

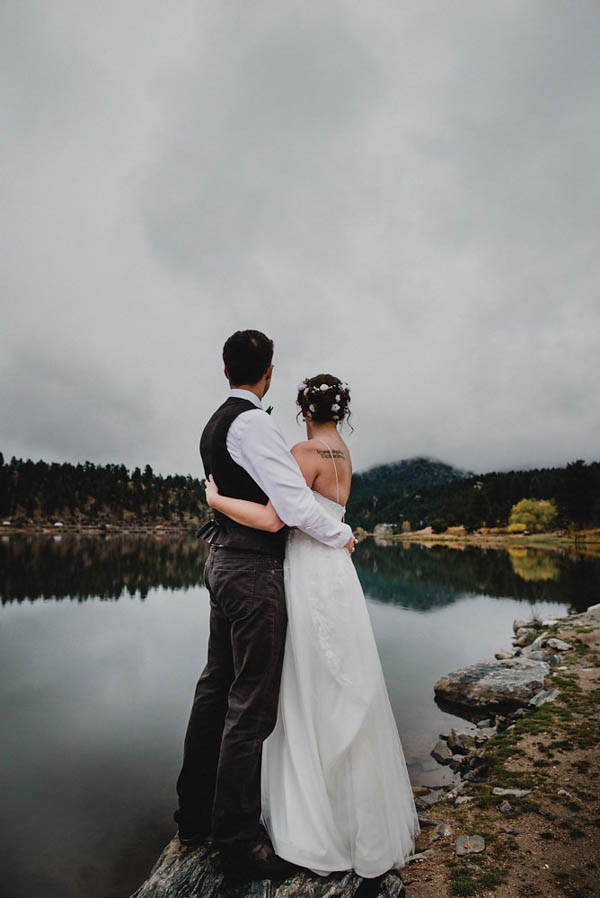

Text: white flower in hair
xmin=335 ymin=394 xmax=341 ymax=401
xmin=331 ymin=403 xmax=340 ymax=412
xmin=308 ymin=404 xmax=316 ymax=412
xmin=303 ymin=387 xmax=309 ymax=396
xmin=319 ymin=383 xmax=329 ymax=391
xmin=297 ymin=381 xmax=307 ymax=392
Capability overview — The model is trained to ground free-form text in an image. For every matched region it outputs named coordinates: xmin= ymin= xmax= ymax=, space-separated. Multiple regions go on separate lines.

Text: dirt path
xmin=405 ymin=605 xmax=600 ymax=898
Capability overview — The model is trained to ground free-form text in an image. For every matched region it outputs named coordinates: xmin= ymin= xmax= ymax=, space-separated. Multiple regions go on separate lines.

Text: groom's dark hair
xmin=223 ymin=330 xmax=274 ymax=386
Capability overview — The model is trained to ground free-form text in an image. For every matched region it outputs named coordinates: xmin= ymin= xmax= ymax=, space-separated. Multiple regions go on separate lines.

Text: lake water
xmin=1 ymin=534 xmax=598 ymax=898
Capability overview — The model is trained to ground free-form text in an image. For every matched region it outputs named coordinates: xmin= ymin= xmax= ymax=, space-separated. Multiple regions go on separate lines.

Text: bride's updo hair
xmin=296 ymin=374 xmax=352 ymax=426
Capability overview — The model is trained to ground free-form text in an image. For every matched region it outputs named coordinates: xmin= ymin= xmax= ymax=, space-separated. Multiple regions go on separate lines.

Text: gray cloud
xmin=0 ymin=344 xmax=159 ymax=465
xmin=1 ymin=1 xmax=599 ymax=477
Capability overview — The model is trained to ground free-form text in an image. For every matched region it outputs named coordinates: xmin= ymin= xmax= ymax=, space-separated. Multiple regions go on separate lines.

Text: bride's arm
xmin=204 ymin=475 xmax=285 ymax=532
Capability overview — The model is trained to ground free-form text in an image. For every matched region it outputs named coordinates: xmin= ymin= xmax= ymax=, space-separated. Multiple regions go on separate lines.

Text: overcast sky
xmin=2 ymin=1 xmax=599 ymax=477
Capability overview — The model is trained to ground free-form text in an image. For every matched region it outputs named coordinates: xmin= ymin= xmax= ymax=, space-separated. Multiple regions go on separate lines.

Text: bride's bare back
xmin=291 ymin=432 xmax=352 ymax=507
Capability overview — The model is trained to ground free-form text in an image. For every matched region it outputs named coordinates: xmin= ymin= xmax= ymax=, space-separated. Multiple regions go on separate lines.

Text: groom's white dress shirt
xmin=225 ymin=389 xmax=352 ymax=549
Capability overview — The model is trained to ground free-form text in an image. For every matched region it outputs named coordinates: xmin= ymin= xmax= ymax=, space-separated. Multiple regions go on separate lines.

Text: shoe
xmin=219 ymin=836 xmax=295 ymax=881
xmin=173 ymin=809 xmax=211 ymax=847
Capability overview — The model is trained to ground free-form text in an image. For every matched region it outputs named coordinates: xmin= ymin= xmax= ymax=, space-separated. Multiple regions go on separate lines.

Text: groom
xmin=175 ymin=330 xmax=355 ymax=879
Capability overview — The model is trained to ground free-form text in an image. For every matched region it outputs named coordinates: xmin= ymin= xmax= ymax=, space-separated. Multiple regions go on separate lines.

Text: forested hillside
xmin=1 ymin=452 xmax=598 ymax=532
xmin=350 ymin=456 xmax=470 ymax=500
xmin=347 ymin=458 xmax=600 ymax=531
xmin=0 ymin=453 xmax=205 ymax=528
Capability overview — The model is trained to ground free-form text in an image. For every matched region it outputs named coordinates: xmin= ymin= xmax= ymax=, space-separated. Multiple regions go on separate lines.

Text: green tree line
xmin=2 ymin=452 xmax=598 ymax=532
xmin=0 ymin=452 xmax=206 ymax=526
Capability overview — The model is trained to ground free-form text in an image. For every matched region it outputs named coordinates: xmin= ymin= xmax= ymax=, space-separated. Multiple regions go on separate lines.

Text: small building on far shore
xmin=374 ymin=523 xmax=396 ymax=544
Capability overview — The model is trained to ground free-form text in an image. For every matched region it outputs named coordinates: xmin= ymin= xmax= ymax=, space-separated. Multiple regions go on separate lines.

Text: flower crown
xmin=296 ymin=379 xmax=350 ymax=421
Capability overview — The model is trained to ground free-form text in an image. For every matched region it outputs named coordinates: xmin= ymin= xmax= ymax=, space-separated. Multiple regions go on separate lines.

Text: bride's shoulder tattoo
xmin=316 ymin=448 xmax=345 ymax=459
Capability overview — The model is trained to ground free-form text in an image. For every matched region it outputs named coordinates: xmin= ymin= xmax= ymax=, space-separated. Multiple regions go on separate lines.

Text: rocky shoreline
xmin=130 ymin=605 xmax=600 ymax=898
xmin=426 ymin=612 xmax=588 ymax=779
xmin=405 ymin=602 xmax=600 ymax=897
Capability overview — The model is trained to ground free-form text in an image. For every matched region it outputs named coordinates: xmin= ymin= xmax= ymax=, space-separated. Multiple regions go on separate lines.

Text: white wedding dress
xmin=261 ymin=491 xmax=420 ymax=878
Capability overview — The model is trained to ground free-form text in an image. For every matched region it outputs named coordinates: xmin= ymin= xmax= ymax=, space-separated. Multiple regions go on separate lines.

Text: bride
xmin=204 ymin=374 xmax=419 ymax=878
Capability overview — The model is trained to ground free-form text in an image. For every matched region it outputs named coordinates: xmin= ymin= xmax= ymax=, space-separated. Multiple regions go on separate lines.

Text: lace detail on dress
xmin=309 ymin=567 xmax=353 ymax=687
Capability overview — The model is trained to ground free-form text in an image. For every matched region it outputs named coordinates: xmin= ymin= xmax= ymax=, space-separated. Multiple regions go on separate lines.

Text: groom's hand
xmin=344 ymin=535 xmax=357 ymax=554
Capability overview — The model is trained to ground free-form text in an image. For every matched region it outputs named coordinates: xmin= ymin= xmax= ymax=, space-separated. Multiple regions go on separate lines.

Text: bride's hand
xmin=344 ymin=534 xmax=357 ymax=554
xmin=204 ymin=474 xmax=220 ymax=508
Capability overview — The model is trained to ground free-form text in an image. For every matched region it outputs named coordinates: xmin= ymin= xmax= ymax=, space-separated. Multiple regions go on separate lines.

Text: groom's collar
xmin=229 ymin=388 xmax=263 ymax=410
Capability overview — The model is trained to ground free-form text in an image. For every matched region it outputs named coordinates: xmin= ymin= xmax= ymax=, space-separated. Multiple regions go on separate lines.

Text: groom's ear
xmin=224 ymin=365 xmax=231 ymax=383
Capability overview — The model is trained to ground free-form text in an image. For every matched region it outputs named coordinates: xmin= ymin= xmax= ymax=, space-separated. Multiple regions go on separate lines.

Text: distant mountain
xmin=351 ymin=456 xmax=471 ymax=500
xmin=348 ymin=457 xmax=600 ymax=532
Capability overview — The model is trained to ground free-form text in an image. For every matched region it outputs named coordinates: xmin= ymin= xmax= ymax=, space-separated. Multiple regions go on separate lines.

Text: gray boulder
xmin=475 ymin=726 xmax=497 ymax=741
xmin=455 ymin=835 xmax=485 ymax=856
xmin=512 ymin=619 xmax=540 ymax=632
xmin=130 ymin=839 xmax=406 ymax=898
xmin=529 ymin=687 xmax=560 ymax=708
xmin=431 ymin=740 xmax=453 ymax=764
xmin=407 ymin=849 xmax=434 ymax=863
xmin=434 ymin=657 xmax=549 ymax=709
xmin=449 ymin=754 xmax=466 ymax=772
xmin=492 ymin=787 xmax=531 ymax=798
xmin=546 ymin=637 xmax=572 ymax=652
xmin=522 ymin=649 xmax=550 ymax=662
xmin=447 ymin=728 xmax=477 ymax=755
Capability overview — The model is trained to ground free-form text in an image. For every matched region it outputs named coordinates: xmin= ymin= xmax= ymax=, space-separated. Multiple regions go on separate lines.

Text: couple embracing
xmin=174 ymin=330 xmax=419 ymax=881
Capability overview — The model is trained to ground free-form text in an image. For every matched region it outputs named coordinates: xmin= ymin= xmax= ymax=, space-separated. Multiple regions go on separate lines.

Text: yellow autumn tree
xmin=508 ymin=498 xmax=558 ymax=533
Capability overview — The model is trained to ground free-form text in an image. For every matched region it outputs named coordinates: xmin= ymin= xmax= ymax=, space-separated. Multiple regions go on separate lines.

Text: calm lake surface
xmin=1 ymin=534 xmax=598 ymax=898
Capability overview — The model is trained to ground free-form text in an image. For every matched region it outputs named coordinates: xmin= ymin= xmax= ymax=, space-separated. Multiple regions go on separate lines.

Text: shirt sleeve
xmin=226 ymin=410 xmax=353 ymax=549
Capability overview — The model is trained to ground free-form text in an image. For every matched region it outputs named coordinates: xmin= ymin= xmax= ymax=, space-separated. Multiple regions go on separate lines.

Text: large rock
xmin=130 ymin=838 xmax=406 ymax=898
xmin=455 ymin=835 xmax=485 ymax=856
xmin=529 ymin=687 xmax=560 ymax=708
xmin=431 ymin=740 xmax=453 ymax=764
xmin=446 ymin=728 xmax=477 ymax=755
xmin=512 ymin=619 xmax=541 ymax=633
xmin=546 ymin=637 xmax=572 ymax=652
xmin=434 ymin=657 xmax=549 ymax=710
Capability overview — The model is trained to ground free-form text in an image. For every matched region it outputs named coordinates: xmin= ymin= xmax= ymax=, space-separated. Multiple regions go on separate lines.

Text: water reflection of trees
xmin=354 ymin=541 xmax=598 ymax=613
xmin=508 ymin=548 xmax=561 ymax=582
xmin=0 ymin=536 xmax=208 ymax=604
xmin=2 ymin=536 xmax=597 ymax=614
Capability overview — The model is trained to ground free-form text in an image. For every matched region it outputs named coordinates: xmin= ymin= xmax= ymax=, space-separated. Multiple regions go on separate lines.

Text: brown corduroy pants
xmin=175 ymin=547 xmax=287 ymax=844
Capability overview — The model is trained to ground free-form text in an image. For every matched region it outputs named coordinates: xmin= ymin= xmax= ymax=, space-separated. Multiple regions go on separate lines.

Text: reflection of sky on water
xmin=1 ymin=588 xmax=210 ymax=898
